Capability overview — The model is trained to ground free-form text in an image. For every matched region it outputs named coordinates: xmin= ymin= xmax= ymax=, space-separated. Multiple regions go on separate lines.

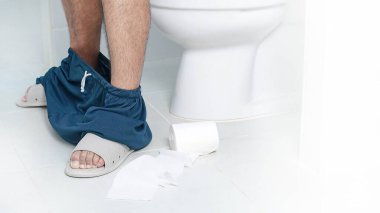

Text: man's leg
xmin=102 ymin=0 xmax=151 ymax=90
xmin=61 ymin=0 xmax=106 ymax=169
xmin=62 ymin=0 xmax=102 ymax=70
xmin=72 ymin=0 xmax=151 ymax=169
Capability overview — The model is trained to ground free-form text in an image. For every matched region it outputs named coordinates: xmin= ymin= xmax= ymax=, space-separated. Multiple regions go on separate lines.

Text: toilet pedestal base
xmin=170 ymin=44 xmax=260 ymax=121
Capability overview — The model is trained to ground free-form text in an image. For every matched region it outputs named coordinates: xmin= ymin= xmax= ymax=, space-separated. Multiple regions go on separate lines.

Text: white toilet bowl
xmin=151 ymin=0 xmax=287 ymax=121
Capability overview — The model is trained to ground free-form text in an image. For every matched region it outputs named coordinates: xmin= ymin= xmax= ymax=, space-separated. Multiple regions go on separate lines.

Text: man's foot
xmin=70 ymin=151 xmax=105 ymax=169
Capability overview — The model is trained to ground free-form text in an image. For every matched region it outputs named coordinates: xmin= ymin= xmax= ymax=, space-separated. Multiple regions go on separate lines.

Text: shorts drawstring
xmin=80 ymin=71 xmax=92 ymax=93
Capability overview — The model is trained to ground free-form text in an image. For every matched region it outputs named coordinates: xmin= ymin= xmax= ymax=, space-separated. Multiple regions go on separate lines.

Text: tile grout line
xmin=9 ymin=141 xmax=52 ymax=212
xmin=3 ymin=107 xmax=54 ymax=212
xmin=213 ymin=164 xmax=252 ymax=201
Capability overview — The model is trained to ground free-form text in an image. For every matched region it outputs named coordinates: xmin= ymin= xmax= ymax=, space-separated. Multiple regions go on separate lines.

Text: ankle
xmin=70 ymin=46 xmax=100 ymax=70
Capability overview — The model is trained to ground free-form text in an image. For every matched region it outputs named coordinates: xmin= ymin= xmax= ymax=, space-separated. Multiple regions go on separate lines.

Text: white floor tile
xmin=28 ymin=159 xmax=255 ymax=213
xmin=130 ymin=164 xmax=255 ymax=213
xmin=28 ymin=165 xmax=139 ymax=213
xmin=0 ymin=133 xmax=27 ymax=175
xmin=197 ymin=113 xmax=301 ymax=211
xmin=0 ymin=172 xmax=49 ymax=213
xmin=143 ymin=105 xmax=171 ymax=151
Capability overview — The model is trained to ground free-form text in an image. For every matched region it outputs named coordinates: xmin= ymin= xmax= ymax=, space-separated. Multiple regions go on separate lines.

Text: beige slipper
xmin=16 ymin=84 xmax=46 ymax=107
xmin=65 ymin=133 xmax=133 ymax=178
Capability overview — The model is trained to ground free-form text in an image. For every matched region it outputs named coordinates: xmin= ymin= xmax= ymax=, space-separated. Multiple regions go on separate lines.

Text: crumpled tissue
xmin=106 ymin=150 xmax=199 ymax=201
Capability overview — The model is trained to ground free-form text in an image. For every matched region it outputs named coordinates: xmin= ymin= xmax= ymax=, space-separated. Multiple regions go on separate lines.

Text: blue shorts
xmin=36 ymin=48 xmax=152 ymax=150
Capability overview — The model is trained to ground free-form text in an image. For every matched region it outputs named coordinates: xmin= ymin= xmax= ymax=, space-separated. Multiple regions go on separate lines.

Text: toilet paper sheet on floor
xmin=106 ymin=150 xmax=199 ymax=201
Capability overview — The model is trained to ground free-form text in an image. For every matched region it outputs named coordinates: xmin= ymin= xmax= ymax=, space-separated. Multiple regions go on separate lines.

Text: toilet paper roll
xmin=169 ymin=122 xmax=219 ymax=155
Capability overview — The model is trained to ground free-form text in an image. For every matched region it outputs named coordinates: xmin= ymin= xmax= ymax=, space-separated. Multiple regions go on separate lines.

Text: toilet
xmin=150 ymin=0 xmax=288 ymax=121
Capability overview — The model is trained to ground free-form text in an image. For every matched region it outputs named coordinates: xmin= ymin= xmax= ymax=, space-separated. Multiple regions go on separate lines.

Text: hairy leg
xmin=101 ymin=0 xmax=151 ymax=90
xmin=62 ymin=0 xmax=103 ymax=70
xmin=62 ymin=0 xmax=105 ymax=169
xmin=65 ymin=0 xmax=151 ymax=169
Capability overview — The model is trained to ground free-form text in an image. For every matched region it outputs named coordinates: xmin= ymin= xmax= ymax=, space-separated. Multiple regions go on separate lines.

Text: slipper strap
xmin=26 ymin=84 xmax=46 ymax=104
xmin=72 ymin=133 xmax=131 ymax=169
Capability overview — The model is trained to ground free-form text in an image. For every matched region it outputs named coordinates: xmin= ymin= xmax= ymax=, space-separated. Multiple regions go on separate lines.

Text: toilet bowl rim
xmin=150 ymin=0 xmax=288 ymax=11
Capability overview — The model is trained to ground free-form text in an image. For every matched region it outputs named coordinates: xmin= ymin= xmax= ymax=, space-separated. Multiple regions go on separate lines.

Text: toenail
xmin=71 ymin=161 xmax=79 ymax=168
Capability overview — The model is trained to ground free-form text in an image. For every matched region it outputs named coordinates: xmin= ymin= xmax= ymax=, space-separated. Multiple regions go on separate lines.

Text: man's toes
xmin=97 ymin=157 xmax=105 ymax=168
xmin=79 ymin=151 xmax=88 ymax=169
xmin=85 ymin=151 xmax=95 ymax=169
xmin=92 ymin=154 xmax=100 ymax=168
xmin=70 ymin=151 xmax=81 ymax=169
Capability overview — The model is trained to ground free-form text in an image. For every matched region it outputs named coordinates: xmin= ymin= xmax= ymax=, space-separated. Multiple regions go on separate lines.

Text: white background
xmin=300 ymin=0 xmax=380 ymax=211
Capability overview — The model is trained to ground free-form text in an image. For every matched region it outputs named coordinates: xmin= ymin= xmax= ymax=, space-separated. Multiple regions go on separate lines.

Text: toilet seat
xmin=150 ymin=0 xmax=287 ymax=10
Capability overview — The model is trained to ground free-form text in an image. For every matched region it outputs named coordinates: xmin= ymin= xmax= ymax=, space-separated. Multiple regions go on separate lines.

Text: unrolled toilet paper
xmin=169 ymin=121 xmax=219 ymax=155
xmin=106 ymin=150 xmax=199 ymax=201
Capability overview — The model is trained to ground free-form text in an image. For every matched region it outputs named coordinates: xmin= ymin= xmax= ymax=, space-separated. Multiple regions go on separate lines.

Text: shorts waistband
xmin=68 ymin=48 xmax=142 ymax=98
